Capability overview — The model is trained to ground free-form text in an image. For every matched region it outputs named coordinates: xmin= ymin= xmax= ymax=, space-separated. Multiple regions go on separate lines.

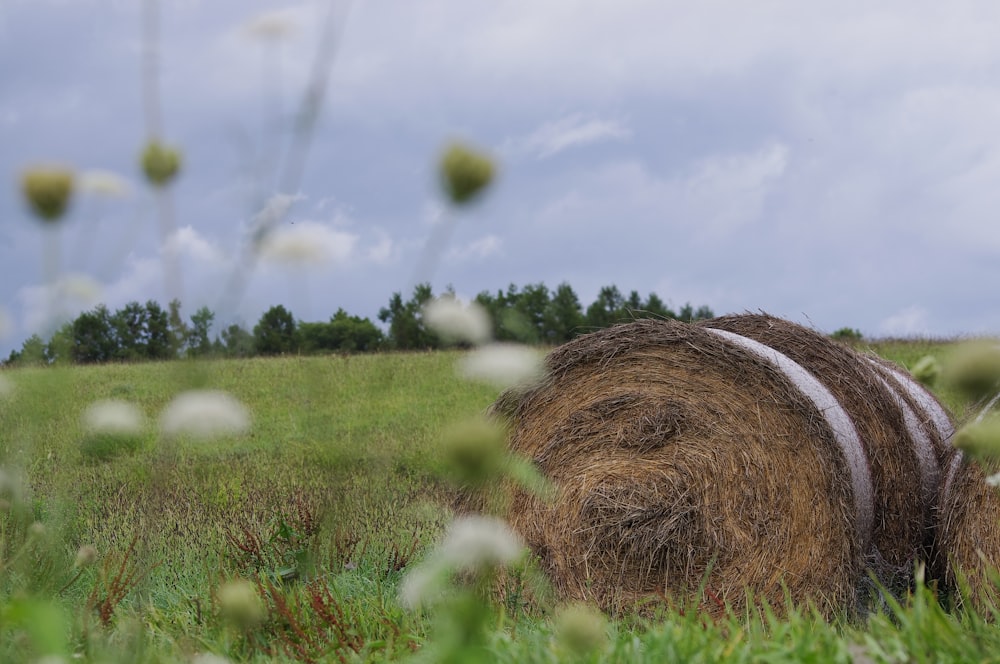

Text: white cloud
xmin=503 ymin=114 xmax=631 ymax=159
xmin=17 ymin=273 xmax=103 ymax=333
xmin=366 ymin=229 xmax=395 ymax=265
xmin=879 ymin=305 xmax=931 ymax=336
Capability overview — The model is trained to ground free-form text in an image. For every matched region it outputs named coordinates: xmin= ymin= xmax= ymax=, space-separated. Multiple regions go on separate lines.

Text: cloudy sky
xmin=2 ymin=0 xmax=1000 ymax=357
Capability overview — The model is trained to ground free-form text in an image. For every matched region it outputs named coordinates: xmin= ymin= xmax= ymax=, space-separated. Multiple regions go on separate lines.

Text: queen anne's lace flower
xmin=160 ymin=390 xmax=251 ymax=439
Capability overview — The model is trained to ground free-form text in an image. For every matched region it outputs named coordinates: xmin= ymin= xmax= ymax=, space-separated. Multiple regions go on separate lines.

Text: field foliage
xmin=0 ymin=340 xmax=997 ymax=662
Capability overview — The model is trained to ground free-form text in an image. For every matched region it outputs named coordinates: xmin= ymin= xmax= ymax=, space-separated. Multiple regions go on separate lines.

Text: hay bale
xmin=936 ymin=392 xmax=1000 ymax=607
xmin=493 ymin=317 xmax=875 ymax=616
xmin=697 ymin=314 xmax=949 ymax=582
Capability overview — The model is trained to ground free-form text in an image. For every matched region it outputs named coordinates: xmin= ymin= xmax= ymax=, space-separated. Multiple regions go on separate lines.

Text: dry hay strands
xmin=494 ymin=318 xmax=873 ymax=618
xmin=697 ymin=314 xmax=952 ymax=590
xmin=936 ymin=391 xmax=1000 ymax=609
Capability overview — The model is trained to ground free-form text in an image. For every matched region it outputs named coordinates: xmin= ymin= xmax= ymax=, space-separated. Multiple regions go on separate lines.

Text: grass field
xmin=0 ymin=340 xmax=998 ymax=662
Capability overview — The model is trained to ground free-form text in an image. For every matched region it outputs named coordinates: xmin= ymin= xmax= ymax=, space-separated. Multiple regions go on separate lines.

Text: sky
xmin=2 ymin=0 xmax=1000 ymax=358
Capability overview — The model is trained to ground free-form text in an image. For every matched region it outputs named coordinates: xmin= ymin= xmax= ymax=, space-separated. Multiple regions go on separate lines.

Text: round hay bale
xmin=936 ymin=392 xmax=1000 ymax=608
xmin=696 ymin=314 xmax=949 ymax=582
xmin=492 ymin=318 xmax=872 ymax=616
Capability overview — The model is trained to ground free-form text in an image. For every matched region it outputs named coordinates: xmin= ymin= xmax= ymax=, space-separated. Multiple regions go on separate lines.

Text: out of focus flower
xmin=257 ymin=221 xmax=354 ymax=266
xmin=79 ymin=170 xmax=130 ymax=198
xmin=911 ymin=355 xmax=940 ymax=387
xmin=74 ymin=545 xmax=98 ymax=568
xmin=439 ymin=142 xmax=495 ymax=205
xmin=438 ymin=515 xmax=524 ymax=573
xmin=82 ymin=400 xmax=145 ymax=436
xmin=953 ymin=414 xmax=1000 ymax=460
xmin=942 ymin=340 xmax=1000 ymax=402
xmin=458 ymin=343 xmax=544 ymax=389
xmin=243 ymin=11 xmax=297 ymax=40
xmin=554 ymin=602 xmax=609 ymax=656
xmin=160 ymin=390 xmax=251 ymax=439
xmin=217 ymin=579 xmax=265 ymax=627
xmin=21 ymin=166 xmax=74 ymax=222
xmin=141 ymin=141 xmax=182 ymax=187
xmin=423 ymin=297 xmax=491 ymax=346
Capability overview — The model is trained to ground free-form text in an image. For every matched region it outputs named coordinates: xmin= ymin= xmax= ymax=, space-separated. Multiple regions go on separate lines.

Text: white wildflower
xmin=58 ymin=273 xmax=102 ymax=304
xmin=423 ymin=297 xmax=491 ymax=346
xmin=191 ymin=655 xmax=234 ymax=664
xmin=79 ymin=170 xmax=130 ymax=198
xmin=438 ymin=515 xmax=525 ymax=572
xmin=257 ymin=221 xmax=356 ymax=266
xmin=160 ymin=390 xmax=251 ymax=439
xmin=243 ymin=11 xmax=297 ymax=41
xmin=458 ymin=343 xmax=544 ymax=389
xmin=987 ymin=472 xmax=1000 ymax=488
xmin=82 ymin=400 xmax=144 ymax=436
xmin=398 ymin=564 xmax=445 ymax=611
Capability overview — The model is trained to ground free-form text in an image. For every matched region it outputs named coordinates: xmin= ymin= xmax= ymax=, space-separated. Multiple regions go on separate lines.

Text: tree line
xmin=2 ymin=282 xmax=714 ymax=366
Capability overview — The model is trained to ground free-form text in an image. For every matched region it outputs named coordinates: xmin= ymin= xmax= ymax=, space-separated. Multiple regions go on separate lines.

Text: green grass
xmin=0 ymin=342 xmax=997 ymax=662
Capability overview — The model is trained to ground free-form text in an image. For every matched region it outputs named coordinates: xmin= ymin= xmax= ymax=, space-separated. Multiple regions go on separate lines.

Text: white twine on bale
xmin=705 ymin=328 xmax=875 ymax=553
xmin=868 ymin=359 xmax=960 ymax=506
xmin=872 ymin=374 xmax=941 ymax=513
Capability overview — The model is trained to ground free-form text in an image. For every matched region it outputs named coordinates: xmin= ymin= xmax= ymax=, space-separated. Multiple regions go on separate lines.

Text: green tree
xmin=113 ymin=301 xmax=147 ymax=360
xmin=641 ymin=292 xmax=675 ymax=319
xmin=585 ymin=285 xmax=626 ymax=329
xmin=144 ymin=300 xmax=173 ymax=359
xmin=543 ymin=282 xmax=584 ymax=344
xmin=254 ymin=305 xmax=298 ymax=355
xmin=167 ymin=298 xmax=190 ymax=357
xmin=220 ymin=323 xmax=255 ymax=358
xmin=188 ymin=306 xmax=215 ymax=357
xmin=378 ymin=283 xmax=436 ymax=350
xmin=71 ymin=305 xmax=118 ymax=363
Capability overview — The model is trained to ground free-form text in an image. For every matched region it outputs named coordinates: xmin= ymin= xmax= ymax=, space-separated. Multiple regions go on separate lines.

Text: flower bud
xmin=74 ymin=545 xmax=98 ymax=568
xmin=953 ymin=414 xmax=1000 ymax=460
xmin=441 ymin=417 xmax=507 ymax=488
xmin=21 ymin=167 xmax=75 ymax=222
xmin=554 ymin=602 xmax=609 ymax=656
xmin=942 ymin=341 xmax=1000 ymax=402
xmin=911 ymin=355 xmax=940 ymax=387
xmin=217 ymin=579 xmax=265 ymax=627
xmin=140 ymin=141 xmax=182 ymax=187
xmin=439 ymin=142 xmax=495 ymax=205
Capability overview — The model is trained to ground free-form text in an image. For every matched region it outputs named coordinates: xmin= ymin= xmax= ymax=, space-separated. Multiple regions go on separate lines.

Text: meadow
xmin=0 ymin=340 xmax=998 ymax=663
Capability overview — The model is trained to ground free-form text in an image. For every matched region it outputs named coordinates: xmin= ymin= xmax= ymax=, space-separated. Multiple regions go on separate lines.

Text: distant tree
xmin=72 ymin=305 xmax=118 ymax=363
xmin=167 ymin=298 xmax=190 ymax=357
xmin=220 ymin=323 xmax=255 ymax=358
xmin=513 ymin=283 xmax=550 ymax=343
xmin=188 ymin=306 xmax=215 ymax=357
xmin=300 ymin=309 xmax=384 ymax=353
xmin=46 ymin=323 xmax=74 ymax=364
xmin=624 ymin=290 xmax=643 ymax=313
xmin=585 ymin=285 xmax=626 ymax=329
xmin=543 ymin=282 xmax=584 ymax=343
xmin=112 ymin=301 xmax=147 ymax=361
xmin=378 ymin=283 xmax=436 ymax=350
xmin=254 ymin=305 xmax=298 ymax=355
xmin=641 ymin=292 xmax=675 ymax=320
xmin=831 ymin=327 xmax=863 ymax=342
xmin=677 ymin=303 xmax=714 ymax=322
xmin=144 ymin=300 xmax=173 ymax=359
xmin=6 ymin=334 xmax=47 ymax=366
